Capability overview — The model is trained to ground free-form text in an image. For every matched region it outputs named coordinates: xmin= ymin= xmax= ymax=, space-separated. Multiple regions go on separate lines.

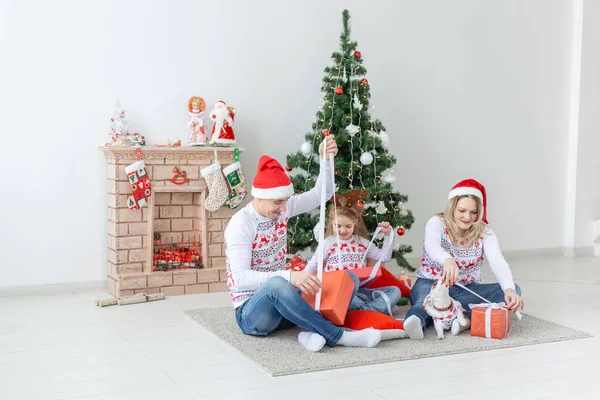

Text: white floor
xmin=1 ymin=256 xmax=599 ymax=400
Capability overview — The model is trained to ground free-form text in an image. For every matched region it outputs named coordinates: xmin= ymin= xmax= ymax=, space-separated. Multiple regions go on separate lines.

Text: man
xmin=224 ymin=136 xmax=382 ymax=351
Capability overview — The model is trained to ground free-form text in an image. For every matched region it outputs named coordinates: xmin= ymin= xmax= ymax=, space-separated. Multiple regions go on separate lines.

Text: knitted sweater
xmin=304 ymin=233 xmax=393 ymax=274
xmin=418 ymin=216 xmax=516 ymax=291
xmin=224 ymin=162 xmax=333 ymax=309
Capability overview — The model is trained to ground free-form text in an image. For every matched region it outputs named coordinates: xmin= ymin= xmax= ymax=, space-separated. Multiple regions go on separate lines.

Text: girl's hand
xmin=504 ymin=289 xmax=524 ymax=312
xmin=378 ymin=222 xmax=392 ymax=236
xmin=441 ymin=258 xmax=459 ymax=286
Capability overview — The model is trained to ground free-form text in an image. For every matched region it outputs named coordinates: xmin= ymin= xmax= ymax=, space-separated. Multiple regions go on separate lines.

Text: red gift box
xmin=352 ymin=266 xmax=382 ymax=286
xmin=285 ymin=254 xmax=306 ymax=271
xmin=470 ymin=303 xmax=511 ymax=339
xmin=302 ymin=270 xmax=354 ymax=326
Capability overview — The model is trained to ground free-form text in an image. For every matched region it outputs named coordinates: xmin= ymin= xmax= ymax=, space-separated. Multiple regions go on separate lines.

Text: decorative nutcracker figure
xmin=187 ymin=96 xmax=208 ymax=146
xmin=209 ymin=100 xmax=236 ymax=145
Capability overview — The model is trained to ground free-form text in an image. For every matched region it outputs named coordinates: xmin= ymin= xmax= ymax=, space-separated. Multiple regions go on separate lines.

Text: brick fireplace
xmin=99 ymin=146 xmax=242 ymax=297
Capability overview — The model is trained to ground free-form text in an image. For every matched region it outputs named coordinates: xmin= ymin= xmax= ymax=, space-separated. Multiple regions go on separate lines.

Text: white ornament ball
xmin=360 ymin=152 xmax=373 ymax=165
xmin=300 ymin=142 xmax=312 ymax=155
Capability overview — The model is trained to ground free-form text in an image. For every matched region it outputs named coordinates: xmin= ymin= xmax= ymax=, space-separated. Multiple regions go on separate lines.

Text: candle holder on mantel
xmin=98 ymin=145 xmax=244 ymax=298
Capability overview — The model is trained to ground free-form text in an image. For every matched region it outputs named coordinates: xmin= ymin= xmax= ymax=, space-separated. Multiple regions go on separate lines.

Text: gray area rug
xmin=184 ymin=306 xmax=592 ymax=376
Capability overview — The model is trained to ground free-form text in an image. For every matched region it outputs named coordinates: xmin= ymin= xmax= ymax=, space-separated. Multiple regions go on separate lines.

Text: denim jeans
xmin=235 ymin=276 xmax=344 ymax=346
xmin=347 ymin=271 xmax=401 ymax=315
xmin=405 ymin=278 xmax=522 ymax=328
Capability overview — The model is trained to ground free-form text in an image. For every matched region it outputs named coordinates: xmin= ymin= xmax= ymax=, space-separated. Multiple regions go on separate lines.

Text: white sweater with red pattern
xmin=304 ymin=233 xmax=393 ymax=274
xmin=224 ymin=162 xmax=333 ymax=309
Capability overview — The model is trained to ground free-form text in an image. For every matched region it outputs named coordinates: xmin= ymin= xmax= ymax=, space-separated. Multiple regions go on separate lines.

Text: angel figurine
xmin=187 ymin=96 xmax=208 ymax=146
xmin=108 ymin=99 xmax=130 ymax=146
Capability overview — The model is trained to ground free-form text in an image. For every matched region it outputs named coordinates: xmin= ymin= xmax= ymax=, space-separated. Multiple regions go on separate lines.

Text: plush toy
xmin=423 ymin=279 xmax=469 ymax=339
xmin=209 ymin=100 xmax=236 ymax=145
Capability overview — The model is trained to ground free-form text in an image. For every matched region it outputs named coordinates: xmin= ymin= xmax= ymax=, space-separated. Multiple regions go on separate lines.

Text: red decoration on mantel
xmin=170 ymin=167 xmax=189 ymax=185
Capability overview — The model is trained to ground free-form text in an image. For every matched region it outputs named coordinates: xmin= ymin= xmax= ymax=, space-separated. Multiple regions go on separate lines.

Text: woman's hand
xmin=378 ymin=221 xmax=392 ymax=236
xmin=290 ymin=271 xmax=322 ymax=296
xmin=441 ymin=258 xmax=459 ymax=286
xmin=319 ymin=135 xmax=338 ymax=160
xmin=504 ymin=288 xmax=524 ymax=312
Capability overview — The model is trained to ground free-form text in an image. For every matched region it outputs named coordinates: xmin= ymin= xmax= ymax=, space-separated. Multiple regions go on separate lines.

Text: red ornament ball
xmin=356 ymin=201 xmax=364 ymax=209
xmin=334 ymin=169 xmax=339 ymax=175
xmin=322 ymin=129 xmax=330 ymax=136
xmin=354 ymin=51 xmax=361 ymax=58
xmin=285 ymin=165 xmax=292 ymax=172
xmin=360 ymin=78 xmax=369 ymax=85
xmin=397 ymin=227 xmax=406 ymax=236
xmin=335 ymin=86 xmax=343 ymax=95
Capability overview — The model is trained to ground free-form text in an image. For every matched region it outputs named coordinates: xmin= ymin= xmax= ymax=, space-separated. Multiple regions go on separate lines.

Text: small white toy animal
xmin=423 ymin=279 xmax=468 ymax=339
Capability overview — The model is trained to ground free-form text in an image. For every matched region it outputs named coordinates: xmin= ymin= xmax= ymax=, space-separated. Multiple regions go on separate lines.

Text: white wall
xmin=573 ymin=0 xmax=600 ymax=249
xmin=0 ymin=0 xmax=579 ymax=286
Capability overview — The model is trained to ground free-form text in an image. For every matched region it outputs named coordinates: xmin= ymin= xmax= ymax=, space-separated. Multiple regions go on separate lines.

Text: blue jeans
xmin=405 ymin=278 xmax=522 ymax=328
xmin=235 ymin=276 xmax=344 ymax=347
xmin=347 ymin=271 xmax=401 ymax=315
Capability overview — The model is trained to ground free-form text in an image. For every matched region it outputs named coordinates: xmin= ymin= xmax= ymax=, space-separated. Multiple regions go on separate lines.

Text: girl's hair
xmin=437 ymin=195 xmax=487 ymax=247
xmin=325 ymin=206 xmax=370 ymax=239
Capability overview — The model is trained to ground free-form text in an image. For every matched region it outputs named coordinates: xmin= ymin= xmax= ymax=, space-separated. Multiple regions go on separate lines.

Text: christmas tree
xmin=285 ymin=9 xmax=416 ymax=270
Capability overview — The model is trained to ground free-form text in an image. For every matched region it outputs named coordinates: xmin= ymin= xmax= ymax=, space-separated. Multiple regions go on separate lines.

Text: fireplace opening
xmin=152 ymin=232 xmax=203 ymax=271
xmin=147 ymin=190 xmax=208 ymax=274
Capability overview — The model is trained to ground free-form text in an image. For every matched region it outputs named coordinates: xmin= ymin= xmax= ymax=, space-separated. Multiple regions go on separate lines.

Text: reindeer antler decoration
xmin=331 ymin=189 xmax=368 ymax=209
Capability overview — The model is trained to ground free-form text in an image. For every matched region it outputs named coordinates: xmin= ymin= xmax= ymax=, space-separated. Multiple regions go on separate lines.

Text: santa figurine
xmin=187 ymin=96 xmax=208 ymax=146
xmin=209 ymin=100 xmax=236 ymax=145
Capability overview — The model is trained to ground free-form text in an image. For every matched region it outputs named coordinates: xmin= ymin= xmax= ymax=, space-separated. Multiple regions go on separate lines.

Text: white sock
xmin=298 ymin=332 xmax=326 ymax=352
xmin=337 ymin=328 xmax=382 ymax=348
xmin=451 ymin=317 xmax=471 ymax=335
xmin=404 ymin=315 xmax=424 ymax=340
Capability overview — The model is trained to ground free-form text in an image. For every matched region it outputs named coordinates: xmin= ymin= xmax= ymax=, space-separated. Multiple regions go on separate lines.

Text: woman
xmin=403 ymin=179 xmax=524 ymax=340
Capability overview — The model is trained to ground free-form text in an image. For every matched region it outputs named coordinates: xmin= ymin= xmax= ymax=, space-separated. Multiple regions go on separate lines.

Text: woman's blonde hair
xmin=325 ymin=206 xmax=370 ymax=240
xmin=438 ymin=195 xmax=487 ymax=247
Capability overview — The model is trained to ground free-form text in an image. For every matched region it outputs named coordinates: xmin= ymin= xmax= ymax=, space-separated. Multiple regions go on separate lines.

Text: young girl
xmin=403 ymin=178 xmax=524 ymax=340
xmin=305 ymin=190 xmax=403 ymax=315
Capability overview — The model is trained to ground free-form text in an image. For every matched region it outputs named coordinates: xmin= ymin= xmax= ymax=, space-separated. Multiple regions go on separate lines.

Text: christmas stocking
xmin=125 ymin=148 xmax=152 ymax=210
xmin=222 ymin=149 xmax=247 ymax=209
xmin=201 ymin=161 xmax=229 ymax=211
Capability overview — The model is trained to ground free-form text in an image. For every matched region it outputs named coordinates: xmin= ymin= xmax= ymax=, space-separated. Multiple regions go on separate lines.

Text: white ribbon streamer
xmin=314 ymin=139 xmax=328 ymax=312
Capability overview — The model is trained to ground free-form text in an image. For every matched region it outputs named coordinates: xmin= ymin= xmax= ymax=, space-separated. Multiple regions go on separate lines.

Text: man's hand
xmin=319 ymin=135 xmax=338 ymax=160
xmin=290 ymin=271 xmax=322 ymax=296
xmin=441 ymin=258 xmax=459 ymax=286
xmin=504 ymin=289 xmax=524 ymax=312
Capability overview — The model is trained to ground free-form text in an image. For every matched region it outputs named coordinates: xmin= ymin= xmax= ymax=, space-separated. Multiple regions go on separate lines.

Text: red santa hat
xmin=251 ymin=156 xmax=294 ymax=199
xmin=448 ymin=178 xmax=488 ymax=224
